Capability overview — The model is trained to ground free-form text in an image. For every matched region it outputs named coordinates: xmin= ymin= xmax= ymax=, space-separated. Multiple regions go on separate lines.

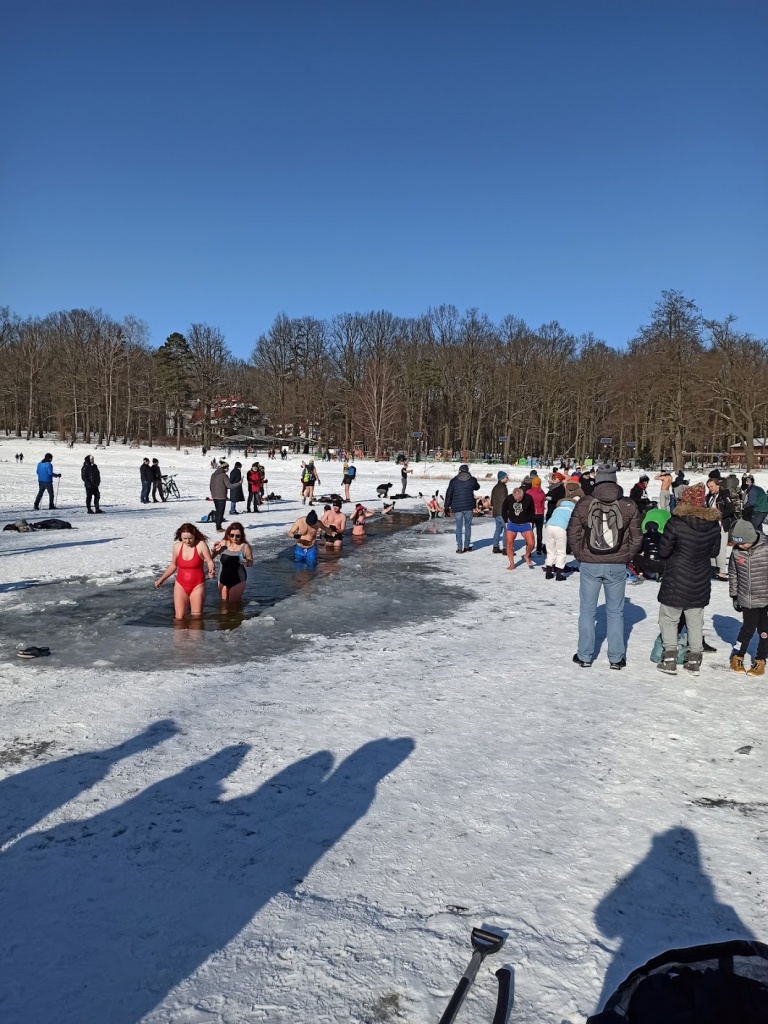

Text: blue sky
xmin=2 ymin=0 xmax=766 ymax=357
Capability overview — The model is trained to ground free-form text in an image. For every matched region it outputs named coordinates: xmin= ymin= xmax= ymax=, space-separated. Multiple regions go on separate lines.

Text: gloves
xmin=733 ymin=597 xmax=742 ymax=613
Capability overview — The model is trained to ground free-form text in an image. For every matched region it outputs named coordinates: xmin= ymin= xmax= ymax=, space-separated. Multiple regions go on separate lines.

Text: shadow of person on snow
xmin=0 ymin=718 xmax=179 ymax=847
xmin=0 ymin=735 xmax=415 ymax=1024
xmin=593 ymin=597 xmax=646 ymax=660
xmin=712 ymin=612 xmax=751 ymax=652
xmin=593 ymin=826 xmax=754 ymax=1013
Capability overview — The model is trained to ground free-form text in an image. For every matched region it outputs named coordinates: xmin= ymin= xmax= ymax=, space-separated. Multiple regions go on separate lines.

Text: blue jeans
xmin=454 ymin=509 xmax=473 ymax=550
xmin=577 ymin=562 xmax=627 ymax=664
xmin=35 ymin=481 xmax=54 ymax=508
xmin=492 ymin=515 xmax=505 ymax=548
xmin=140 ymin=481 xmax=151 ymax=503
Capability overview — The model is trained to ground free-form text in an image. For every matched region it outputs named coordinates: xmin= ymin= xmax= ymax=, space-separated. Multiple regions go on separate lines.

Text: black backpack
xmin=585 ymin=498 xmax=626 ymax=556
xmin=588 ymin=940 xmax=768 ymax=1023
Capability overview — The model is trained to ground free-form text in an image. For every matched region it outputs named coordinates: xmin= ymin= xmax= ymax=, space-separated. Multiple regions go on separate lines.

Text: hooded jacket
xmin=545 ymin=482 xmax=566 ymax=521
xmin=81 ymin=459 xmax=101 ymax=489
xmin=491 ymin=480 xmax=508 ymax=517
xmin=228 ymin=466 xmax=245 ymax=503
xmin=445 ymin=469 xmax=480 ymax=513
xmin=527 ymin=484 xmax=547 ymax=517
xmin=566 ymin=481 xmax=643 ymax=564
xmin=657 ymin=503 xmax=722 ymax=608
xmin=729 ymin=537 xmax=768 ymax=609
xmin=547 ymin=498 xmax=577 ymax=532
xmin=209 ymin=467 xmax=231 ymax=500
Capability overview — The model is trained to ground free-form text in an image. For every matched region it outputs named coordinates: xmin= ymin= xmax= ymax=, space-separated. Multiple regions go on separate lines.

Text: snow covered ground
xmin=1 ymin=440 xmax=767 ymax=1023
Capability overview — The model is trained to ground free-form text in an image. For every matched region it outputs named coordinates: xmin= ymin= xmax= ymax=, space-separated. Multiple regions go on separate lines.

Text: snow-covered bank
xmin=1 ymin=441 xmax=767 ymax=1022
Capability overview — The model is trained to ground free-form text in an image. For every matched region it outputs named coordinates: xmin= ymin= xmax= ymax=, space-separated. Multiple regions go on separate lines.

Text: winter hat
xmin=682 ymin=482 xmax=706 ymax=507
xmin=531 ymin=476 xmax=541 ymax=487
xmin=497 ymin=471 xmax=508 ymax=482
xmin=306 ymin=510 xmax=318 ymax=526
xmin=552 ymin=471 xmax=565 ymax=482
xmin=708 ymin=468 xmax=722 ymax=480
xmin=570 ymin=473 xmax=581 ymax=481
xmin=459 ymin=464 xmax=469 ymax=473
xmin=595 ymin=466 xmax=618 ymax=485
xmin=730 ymin=519 xmax=758 ymax=545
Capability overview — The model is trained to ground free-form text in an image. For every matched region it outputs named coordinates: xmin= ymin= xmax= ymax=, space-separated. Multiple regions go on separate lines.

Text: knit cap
xmin=730 ymin=518 xmax=758 ymax=545
xmin=497 ymin=471 xmax=508 ymax=482
xmin=595 ymin=466 xmax=618 ymax=485
xmin=459 ymin=464 xmax=470 ymax=473
xmin=682 ymin=482 xmax=706 ymax=507
xmin=531 ymin=476 xmax=541 ymax=487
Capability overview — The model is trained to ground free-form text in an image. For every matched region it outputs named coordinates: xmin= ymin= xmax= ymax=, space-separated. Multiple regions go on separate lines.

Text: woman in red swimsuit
xmin=155 ymin=523 xmax=215 ymax=619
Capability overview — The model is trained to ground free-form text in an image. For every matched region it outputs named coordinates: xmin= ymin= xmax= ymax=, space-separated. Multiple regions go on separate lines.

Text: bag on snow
xmin=587 ymin=940 xmax=768 ymax=1023
xmin=200 ymin=511 xmax=217 ymax=523
xmin=585 ymin=499 xmax=626 ymax=556
xmin=650 ymin=631 xmax=688 ymax=664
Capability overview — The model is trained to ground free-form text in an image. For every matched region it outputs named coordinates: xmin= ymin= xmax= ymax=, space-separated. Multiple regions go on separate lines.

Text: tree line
xmin=2 ymin=291 xmax=767 ymax=468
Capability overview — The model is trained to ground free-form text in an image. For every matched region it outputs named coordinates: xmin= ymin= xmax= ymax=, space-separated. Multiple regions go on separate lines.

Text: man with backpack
xmin=567 ymin=466 xmax=642 ymax=669
xmin=342 ymin=459 xmax=356 ymax=503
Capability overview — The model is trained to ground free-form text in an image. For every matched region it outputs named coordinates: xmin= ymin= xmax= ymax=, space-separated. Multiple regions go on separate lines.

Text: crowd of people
xmin=441 ymin=461 xmax=768 ymax=677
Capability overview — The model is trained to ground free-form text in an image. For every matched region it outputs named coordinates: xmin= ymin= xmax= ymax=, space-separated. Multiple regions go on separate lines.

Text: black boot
xmin=87 ymin=507 xmax=94 ymax=514
xmin=492 ymin=546 xmax=501 ymax=554
xmin=545 ymin=566 xmax=554 ymax=579
xmin=555 ymin=568 xmax=566 ymax=581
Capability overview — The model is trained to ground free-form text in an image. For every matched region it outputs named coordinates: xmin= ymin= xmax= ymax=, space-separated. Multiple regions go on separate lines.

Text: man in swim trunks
xmin=502 ymin=485 xmax=536 ymax=569
xmin=287 ymin=509 xmax=319 ymax=566
xmin=321 ymin=500 xmax=346 ymax=547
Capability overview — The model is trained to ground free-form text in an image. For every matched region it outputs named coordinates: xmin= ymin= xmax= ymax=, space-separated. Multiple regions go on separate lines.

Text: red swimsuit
xmin=176 ymin=544 xmax=205 ymax=595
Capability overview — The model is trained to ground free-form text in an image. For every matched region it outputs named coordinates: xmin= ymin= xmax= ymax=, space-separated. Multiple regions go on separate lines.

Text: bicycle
xmin=161 ymin=474 xmax=181 ymax=499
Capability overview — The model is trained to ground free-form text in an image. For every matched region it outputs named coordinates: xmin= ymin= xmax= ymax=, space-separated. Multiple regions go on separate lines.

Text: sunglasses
xmin=229 ymin=533 xmax=242 ymax=539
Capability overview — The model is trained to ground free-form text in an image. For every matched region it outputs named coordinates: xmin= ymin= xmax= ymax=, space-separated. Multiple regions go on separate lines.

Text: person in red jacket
xmin=526 ymin=474 xmax=547 ymax=555
xmin=246 ymin=463 xmax=262 ymax=513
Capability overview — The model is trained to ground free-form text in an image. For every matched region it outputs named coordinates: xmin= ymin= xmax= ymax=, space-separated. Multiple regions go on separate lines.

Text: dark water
xmin=1 ymin=513 xmax=468 ymax=670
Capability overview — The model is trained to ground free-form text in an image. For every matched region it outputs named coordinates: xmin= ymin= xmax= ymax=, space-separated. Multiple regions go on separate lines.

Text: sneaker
xmin=572 ymin=654 xmax=592 ymax=668
xmin=463 ymin=546 xmax=472 ymax=553
xmin=610 ymin=658 xmax=627 ymax=670
xmin=685 ymin=652 xmax=702 ymax=675
xmin=16 ymin=646 xmax=51 ymax=659
xmin=702 ymin=638 xmax=717 ymax=653
xmin=657 ymin=650 xmax=678 ymax=674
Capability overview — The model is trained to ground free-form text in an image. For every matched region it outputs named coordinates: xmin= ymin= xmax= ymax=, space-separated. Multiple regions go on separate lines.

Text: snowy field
xmin=1 ymin=440 xmax=767 ymax=1023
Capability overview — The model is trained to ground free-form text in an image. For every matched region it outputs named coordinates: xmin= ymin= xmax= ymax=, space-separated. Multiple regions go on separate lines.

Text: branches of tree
xmin=1 ymin=291 xmax=766 ymax=466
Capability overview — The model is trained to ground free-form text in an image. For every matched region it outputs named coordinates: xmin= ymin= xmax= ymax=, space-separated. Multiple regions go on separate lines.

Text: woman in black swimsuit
xmin=211 ymin=522 xmax=253 ymax=602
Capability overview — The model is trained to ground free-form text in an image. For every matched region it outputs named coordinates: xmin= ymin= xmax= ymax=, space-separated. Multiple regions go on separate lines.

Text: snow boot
xmin=685 ymin=651 xmax=702 ymax=676
xmin=492 ymin=546 xmax=501 ymax=554
xmin=730 ymin=652 xmax=746 ymax=673
xmin=747 ymin=658 xmax=766 ymax=677
xmin=555 ymin=568 xmax=567 ymax=582
xmin=545 ymin=566 xmax=554 ymax=580
xmin=87 ymin=507 xmax=94 ymax=514
xmin=657 ymin=649 xmax=678 ymax=674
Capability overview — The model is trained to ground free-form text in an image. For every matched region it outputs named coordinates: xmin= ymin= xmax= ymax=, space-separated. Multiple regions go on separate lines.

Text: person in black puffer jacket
xmin=445 ymin=463 xmax=480 ymax=553
xmin=81 ymin=455 xmax=102 ymax=513
xmin=657 ymin=482 xmax=721 ymax=676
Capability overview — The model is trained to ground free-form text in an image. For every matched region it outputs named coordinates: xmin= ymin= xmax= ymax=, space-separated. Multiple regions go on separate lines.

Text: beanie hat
xmin=730 ymin=519 xmax=758 ymax=545
xmin=552 ymin=471 xmax=565 ymax=482
xmin=497 ymin=471 xmax=508 ymax=482
xmin=708 ymin=468 xmax=721 ymax=480
xmin=306 ymin=510 xmax=318 ymax=526
xmin=595 ymin=466 xmax=618 ymax=485
xmin=531 ymin=476 xmax=541 ymax=487
xmin=682 ymin=482 xmax=706 ymax=507
xmin=459 ymin=464 xmax=470 ymax=473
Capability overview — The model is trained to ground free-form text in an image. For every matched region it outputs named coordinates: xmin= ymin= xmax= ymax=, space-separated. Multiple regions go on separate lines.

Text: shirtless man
xmin=655 ymin=470 xmax=673 ymax=511
xmin=287 ymin=509 xmax=319 ymax=566
xmin=320 ymin=501 xmax=346 ymax=548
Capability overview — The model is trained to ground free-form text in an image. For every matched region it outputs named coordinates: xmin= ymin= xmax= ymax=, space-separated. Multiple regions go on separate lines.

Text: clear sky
xmin=2 ymin=0 xmax=766 ymax=357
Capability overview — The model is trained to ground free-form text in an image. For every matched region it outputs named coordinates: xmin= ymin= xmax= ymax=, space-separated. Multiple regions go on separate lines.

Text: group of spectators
xmin=443 ymin=460 xmax=768 ymax=677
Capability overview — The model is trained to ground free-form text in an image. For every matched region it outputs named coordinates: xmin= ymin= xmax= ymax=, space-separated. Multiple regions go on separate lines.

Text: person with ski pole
xmin=34 ymin=453 xmax=61 ymax=511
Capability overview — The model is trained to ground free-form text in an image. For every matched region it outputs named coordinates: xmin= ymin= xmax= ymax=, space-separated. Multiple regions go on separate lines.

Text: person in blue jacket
xmin=445 ymin=463 xmax=480 ymax=553
xmin=34 ymin=453 xmax=61 ymax=511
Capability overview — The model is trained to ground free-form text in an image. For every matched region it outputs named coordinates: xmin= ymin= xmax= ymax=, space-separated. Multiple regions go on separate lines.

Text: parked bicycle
xmin=161 ymin=474 xmax=181 ymax=499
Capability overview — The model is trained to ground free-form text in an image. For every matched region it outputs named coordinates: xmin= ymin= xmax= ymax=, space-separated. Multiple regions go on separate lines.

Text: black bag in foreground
xmin=588 ymin=941 xmax=768 ymax=1023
